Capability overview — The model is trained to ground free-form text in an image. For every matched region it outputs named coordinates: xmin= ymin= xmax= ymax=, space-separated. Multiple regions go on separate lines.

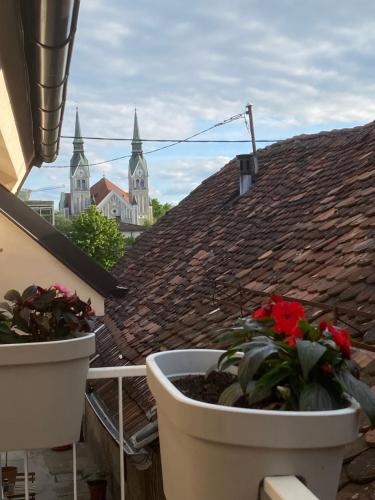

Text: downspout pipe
xmin=20 ymin=0 xmax=80 ymax=164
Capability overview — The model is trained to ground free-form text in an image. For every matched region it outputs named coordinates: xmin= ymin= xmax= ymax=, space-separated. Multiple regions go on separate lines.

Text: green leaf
xmin=218 ymin=382 xmax=243 ymax=406
xmin=32 ymin=289 xmax=56 ymax=309
xmin=217 ymin=348 xmax=238 ymax=368
xmin=19 ymin=307 xmax=31 ymax=323
xmin=63 ymin=312 xmax=80 ymax=325
xmin=21 ymin=286 xmax=38 ymax=301
xmin=337 ymin=370 xmax=375 ymax=425
xmin=220 ymin=355 xmax=242 ymax=372
xmin=4 ymin=289 xmax=21 ymax=303
xmin=34 ymin=315 xmax=50 ymax=331
xmin=0 ymin=331 xmax=17 ymax=344
xmin=0 ymin=302 xmax=12 ymax=313
xmin=0 ymin=322 xmax=11 ymax=335
xmin=297 ymin=340 xmax=326 ymax=379
xmin=344 ymin=359 xmax=360 ymax=378
xmin=218 ymin=330 xmax=250 ymax=347
xmin=238 ymin=344 xmax=278 ymax=391
xmin=299 ymin=383 xmax=337 ymax=411
xmin=246 ymin=380 xmax=271 ymax=406
xmin=242 ymin=318 xmax=273 ymax=333
xmin=256 ymin=363 xmax=291 ymax=393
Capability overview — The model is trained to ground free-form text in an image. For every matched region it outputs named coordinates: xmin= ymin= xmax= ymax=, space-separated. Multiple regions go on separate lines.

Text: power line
xmin=43 ymin=112 xmax=251 ymax=168
xmin=60 ymin=136 xmax=277 ymax=143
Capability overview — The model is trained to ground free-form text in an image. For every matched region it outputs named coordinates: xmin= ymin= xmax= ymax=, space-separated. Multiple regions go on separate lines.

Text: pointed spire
xmin=73 ymin=107 xmax=84 ymax=152
xmin=132 ymin=108 xmax=143 ymax=154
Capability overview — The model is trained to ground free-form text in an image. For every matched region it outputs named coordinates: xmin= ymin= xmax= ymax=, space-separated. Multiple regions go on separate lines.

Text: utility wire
xmin=42 ymin=112 xmax=249 ymax=168
xmin=60 ymin=136 xmax=277 ymax=143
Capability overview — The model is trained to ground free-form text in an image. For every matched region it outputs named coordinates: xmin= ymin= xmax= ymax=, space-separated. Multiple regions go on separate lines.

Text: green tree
xmin=70 ymin=206 xmax=125 ymax=270
xmin=124 ymin=235 xmax=135 ymax=249
xmin=151 ymin=198 xmax=172 ymax=222
xmin=55 ymin=213 xmax=74 ymax=238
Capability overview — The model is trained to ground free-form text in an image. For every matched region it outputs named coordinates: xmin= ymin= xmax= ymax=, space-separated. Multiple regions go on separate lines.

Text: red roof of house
xmin=90 ymin=178 xmax=129 ymax=204
xmin=93 ymin=121 xmax=375 ymax=440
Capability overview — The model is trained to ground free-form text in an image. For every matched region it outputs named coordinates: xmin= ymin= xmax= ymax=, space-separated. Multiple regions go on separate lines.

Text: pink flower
xmin=52 ymin=283 xmax=72 ymax=298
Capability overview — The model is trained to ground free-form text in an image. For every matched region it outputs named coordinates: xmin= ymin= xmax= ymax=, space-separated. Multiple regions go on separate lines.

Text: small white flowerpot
xmin=147 ymin=349 xmax=360 ymax=500
xmin=0 ymin=333 xmax=95 ymax=451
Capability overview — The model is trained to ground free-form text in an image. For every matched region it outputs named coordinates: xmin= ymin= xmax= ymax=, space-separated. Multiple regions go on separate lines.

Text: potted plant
xmin=0 ymin=284 xmax=96 ymax=451
xmin=1 ymin=465 xmax=17 ymax=495
xmin=147 ymin=295 xmax=375 ymax=500
xmin=83 ymin=471 xmax=107 ymax=500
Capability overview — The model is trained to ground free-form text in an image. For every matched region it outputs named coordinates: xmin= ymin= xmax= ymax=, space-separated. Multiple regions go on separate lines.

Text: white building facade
xmin=59 ymin=109 xmax=152 ymax=226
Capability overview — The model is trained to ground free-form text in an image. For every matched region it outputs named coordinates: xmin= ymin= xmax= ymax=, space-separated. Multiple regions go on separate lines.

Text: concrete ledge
xmin=261 ymin=476 xmax=319 ymax=500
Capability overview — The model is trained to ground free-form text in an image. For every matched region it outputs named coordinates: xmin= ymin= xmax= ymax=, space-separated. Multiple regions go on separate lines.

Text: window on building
xmin=140 ymin=178 xmax=145 ymax=188
xmin=82 ymin=179 xmax=86 ymax=189
xmin=136 ymin=179 xmax=140 ymax=189
xmin=77 ymin=179 xmax=81 ymax=189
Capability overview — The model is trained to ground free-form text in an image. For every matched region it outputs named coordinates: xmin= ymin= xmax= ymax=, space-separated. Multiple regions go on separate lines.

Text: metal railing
xmin=86 ymin=365 xmax=147 ymax=500
xmin=0 ymin=365 xmax=147 ymax=500
xmin=1 ymin=365 xmax=319 ymax=500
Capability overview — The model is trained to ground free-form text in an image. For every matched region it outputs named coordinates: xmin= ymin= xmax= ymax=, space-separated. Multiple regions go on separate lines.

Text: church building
xmin=59 ymin=109 xmax=153 ymax=226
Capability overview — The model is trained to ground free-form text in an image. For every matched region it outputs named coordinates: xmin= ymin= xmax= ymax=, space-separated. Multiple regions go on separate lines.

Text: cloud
xmin=27 ymin=0 xmax=375 ymax=207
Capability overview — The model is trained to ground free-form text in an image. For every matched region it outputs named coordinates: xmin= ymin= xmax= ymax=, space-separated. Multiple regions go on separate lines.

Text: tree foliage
xmin=55 ymin=213 xmax=74 ymax=237
xmin=151 ymin=198 xmax=172 ymax=221
xmin=70 ymin=206 xmax=125 ymax=270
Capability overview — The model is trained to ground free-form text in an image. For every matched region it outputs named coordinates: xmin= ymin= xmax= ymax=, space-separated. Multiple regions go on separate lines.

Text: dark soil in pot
xmin=173 ymin=372 xmax=276 ymax=409
xmin=173 ymin=372 xmax=236 ymax=404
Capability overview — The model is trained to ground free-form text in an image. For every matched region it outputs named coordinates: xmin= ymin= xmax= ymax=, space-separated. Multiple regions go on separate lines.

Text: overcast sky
xmin=25 ymin=0 xmax=375 ymax=206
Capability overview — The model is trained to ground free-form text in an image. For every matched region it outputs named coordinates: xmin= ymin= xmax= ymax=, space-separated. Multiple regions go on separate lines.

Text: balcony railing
xmin=1 ymin=365 xmax=319 ymax=500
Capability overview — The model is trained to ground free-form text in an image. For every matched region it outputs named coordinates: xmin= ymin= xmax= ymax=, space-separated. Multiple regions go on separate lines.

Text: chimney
xmin=238 ymin=104 xmax=259 ymax=195
xmin=238 ymin=154 xmax=254 ymax=195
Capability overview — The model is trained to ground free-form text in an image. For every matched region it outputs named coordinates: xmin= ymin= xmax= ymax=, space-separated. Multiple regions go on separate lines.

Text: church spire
xmin=73 ymin=107 xmax=84 ymax=152
xmin=132 ymin=108 xmax=143 ymax=154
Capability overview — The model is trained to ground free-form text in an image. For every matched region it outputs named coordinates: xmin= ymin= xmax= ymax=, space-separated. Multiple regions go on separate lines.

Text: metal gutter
xmin=20 ymin=0 xmax=80 ymax=164
xmin=85 ymin=391 xmax=152 ymax=470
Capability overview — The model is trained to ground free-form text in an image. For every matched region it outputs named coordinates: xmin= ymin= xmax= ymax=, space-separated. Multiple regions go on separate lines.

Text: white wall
xmin=0 ymin=213 xmax=105 ymax=314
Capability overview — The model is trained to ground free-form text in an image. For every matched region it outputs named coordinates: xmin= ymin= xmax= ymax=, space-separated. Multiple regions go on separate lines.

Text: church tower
xmin=128 ymin=110 xmax=152 ymax=225
xmin=70 ymin=108 xmax=91 ymax=215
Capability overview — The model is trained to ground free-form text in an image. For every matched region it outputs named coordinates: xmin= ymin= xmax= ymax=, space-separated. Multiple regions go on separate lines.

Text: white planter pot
xmin=0 ymin=333 xmax=95 ymax=451
xmin=147 ymin=349 xmax=360 ymax=500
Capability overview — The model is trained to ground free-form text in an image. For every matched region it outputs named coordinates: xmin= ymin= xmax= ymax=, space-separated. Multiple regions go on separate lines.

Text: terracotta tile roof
xmin=94 ymin=121 xmax=375 ymax=439
xmin=118 ymin=222 xmax=146 ymax=232
xmin=90 ymin=178 xmax=129 ymax=204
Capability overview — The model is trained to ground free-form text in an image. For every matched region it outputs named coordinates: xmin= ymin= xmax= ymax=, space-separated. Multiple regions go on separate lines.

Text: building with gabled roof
xmin=86 ymin=121 xmax=375 ymax=499
xmin=59 ymin=109 xmax=153 ymax=226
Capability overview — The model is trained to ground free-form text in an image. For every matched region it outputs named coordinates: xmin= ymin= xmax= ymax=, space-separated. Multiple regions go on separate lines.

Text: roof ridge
xmin=259 ymin=120 xmax=375 ymax=153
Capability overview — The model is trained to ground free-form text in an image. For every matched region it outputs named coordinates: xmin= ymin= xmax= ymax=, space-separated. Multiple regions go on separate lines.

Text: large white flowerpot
xmin=147 ymin=349 xmax=360 ymax=500
xmin=0 ymin=333 xmax=95 ymax=451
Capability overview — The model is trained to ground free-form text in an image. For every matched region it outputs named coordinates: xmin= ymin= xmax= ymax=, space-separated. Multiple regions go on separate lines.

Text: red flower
xmin=271 ymin=295 xmax=284 ymax=304
xmin=271 ymin=300 xmax=305 ymax=337
xmin=321 ymin=363 xmax=333 ymax=374
xmin=328 ymin=325 xmax=351 ymax=359
xmin=319 ymin=320 xmax=328 ymax=332
xmin=252 ymin=304 xmax=271 ymax=319
xmin=284 ymin=336 xmax=297 ymax=347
